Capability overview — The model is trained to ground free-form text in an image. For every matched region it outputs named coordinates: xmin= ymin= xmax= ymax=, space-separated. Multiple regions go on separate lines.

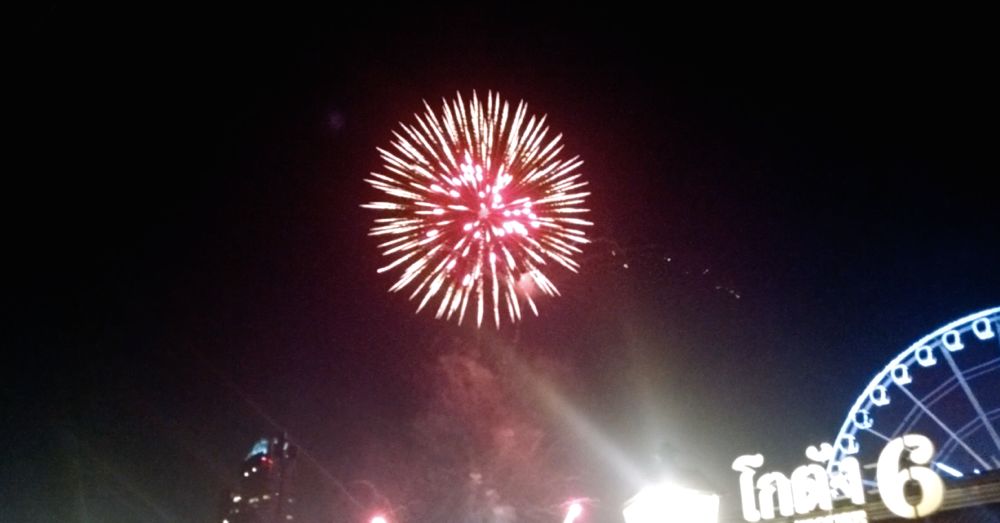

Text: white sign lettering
xmin=876 ymin=434 xmax=944 ymax=518
xmin=733 ymin=434 xmax=944 ymax=522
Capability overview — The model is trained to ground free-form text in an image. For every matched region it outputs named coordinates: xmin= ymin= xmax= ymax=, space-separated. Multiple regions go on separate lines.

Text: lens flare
xmin=364 ymin=92 xmax=591 ymax=327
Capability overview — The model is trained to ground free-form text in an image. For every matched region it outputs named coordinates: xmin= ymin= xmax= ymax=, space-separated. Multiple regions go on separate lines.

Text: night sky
xmin=9 ymin=7 xmax=999 ymax=523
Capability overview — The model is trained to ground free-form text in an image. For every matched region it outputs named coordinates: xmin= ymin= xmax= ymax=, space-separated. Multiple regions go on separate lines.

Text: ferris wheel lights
xmin=837 ymin=435 xmax=859 ymax=455
xmin=942 ymin=330 xmax=965 ymax=352
xmin=890 ymin=364 xmax=912 ymax=386
xmin=972 ymin=317 xmax=995 ymax=340
xmin=853 ymin=410 xmax=873 ymax=430
xmin=869 ymin=385 xmax=890 ymax=407
xmin=831 ymin=306 xmax=1000 ymax=492
xmin=915 ymin=345 xmax=937 ymax=367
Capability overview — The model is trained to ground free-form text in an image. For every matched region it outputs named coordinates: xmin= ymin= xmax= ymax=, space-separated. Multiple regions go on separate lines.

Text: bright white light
xmin=623 ymin=483 xmax=719 ymax=523
xmin=232 ymin=495 xmax=241 ymax=503
xmin=370 ymin=516 xmax=388 ymax=523
xmin=564 ymin=501 xmax=583 ymax=523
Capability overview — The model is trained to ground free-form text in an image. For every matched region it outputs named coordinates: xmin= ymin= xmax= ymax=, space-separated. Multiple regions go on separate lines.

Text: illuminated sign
xmin=732 ymin=434 xmax=944 ymax=522
xmin=246 ymin=437 xmax=270 ymax=459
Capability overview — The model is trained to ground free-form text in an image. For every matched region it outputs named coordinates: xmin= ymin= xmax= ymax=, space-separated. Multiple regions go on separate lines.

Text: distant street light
xmin=563 ymin=500 xmax=584 ymax=523
xmin=622 ymin=482 xmax=719 ymax=523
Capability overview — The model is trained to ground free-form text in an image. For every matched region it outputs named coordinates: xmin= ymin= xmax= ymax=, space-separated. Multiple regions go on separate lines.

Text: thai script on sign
xmin=732 ymin=434 xmax=944 ymax=521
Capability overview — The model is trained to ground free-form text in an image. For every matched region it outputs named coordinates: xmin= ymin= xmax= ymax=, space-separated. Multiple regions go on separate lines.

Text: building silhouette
xmin=219 ymin=434 xmax=298 ymax=523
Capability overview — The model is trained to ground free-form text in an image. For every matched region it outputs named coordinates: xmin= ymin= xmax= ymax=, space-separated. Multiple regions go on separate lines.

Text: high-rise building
xmin=219 ymin=434 xmax=297 ymax=523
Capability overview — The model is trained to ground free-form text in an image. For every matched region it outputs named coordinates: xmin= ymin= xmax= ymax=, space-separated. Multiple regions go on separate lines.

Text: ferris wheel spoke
xmin=863 ymin=426 xmax=891 ymax=442
xmin=895 ymin=384 xmax=993 ymax=470
xmin=939 ymin=348 xmax=1000 ymax=455
xmin=933 ymin=461 xmax=965 ymax=478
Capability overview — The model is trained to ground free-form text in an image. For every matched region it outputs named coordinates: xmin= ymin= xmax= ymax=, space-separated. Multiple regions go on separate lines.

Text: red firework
xmin=364 ymin=92 xmax=591 ymax=327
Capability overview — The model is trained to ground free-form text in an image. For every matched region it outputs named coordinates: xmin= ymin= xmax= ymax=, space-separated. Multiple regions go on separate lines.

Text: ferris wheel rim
xmin=831 ymin=306 xmax=1000 ymax=471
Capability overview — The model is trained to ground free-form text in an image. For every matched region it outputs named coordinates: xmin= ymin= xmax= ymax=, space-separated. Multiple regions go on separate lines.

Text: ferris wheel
xmin=830 ymin=306 xmax=1000 ymax=486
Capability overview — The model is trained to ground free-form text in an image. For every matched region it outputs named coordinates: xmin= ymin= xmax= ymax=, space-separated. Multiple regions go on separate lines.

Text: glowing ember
xmin=363 ymin=91 xmax=591 ymax=327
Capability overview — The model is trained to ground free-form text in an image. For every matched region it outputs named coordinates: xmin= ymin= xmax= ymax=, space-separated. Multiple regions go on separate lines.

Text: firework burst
xmin=363 ymin=92 xmax=591 ymax=327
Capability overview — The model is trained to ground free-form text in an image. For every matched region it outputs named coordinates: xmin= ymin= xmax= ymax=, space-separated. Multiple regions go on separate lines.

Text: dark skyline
xmin=9 ymin=7 xmax=998 ymax=522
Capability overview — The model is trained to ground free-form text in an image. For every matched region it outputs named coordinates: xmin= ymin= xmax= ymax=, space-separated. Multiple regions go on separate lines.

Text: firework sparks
xmin=363 ymin=91 xmax=591 ymax=327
